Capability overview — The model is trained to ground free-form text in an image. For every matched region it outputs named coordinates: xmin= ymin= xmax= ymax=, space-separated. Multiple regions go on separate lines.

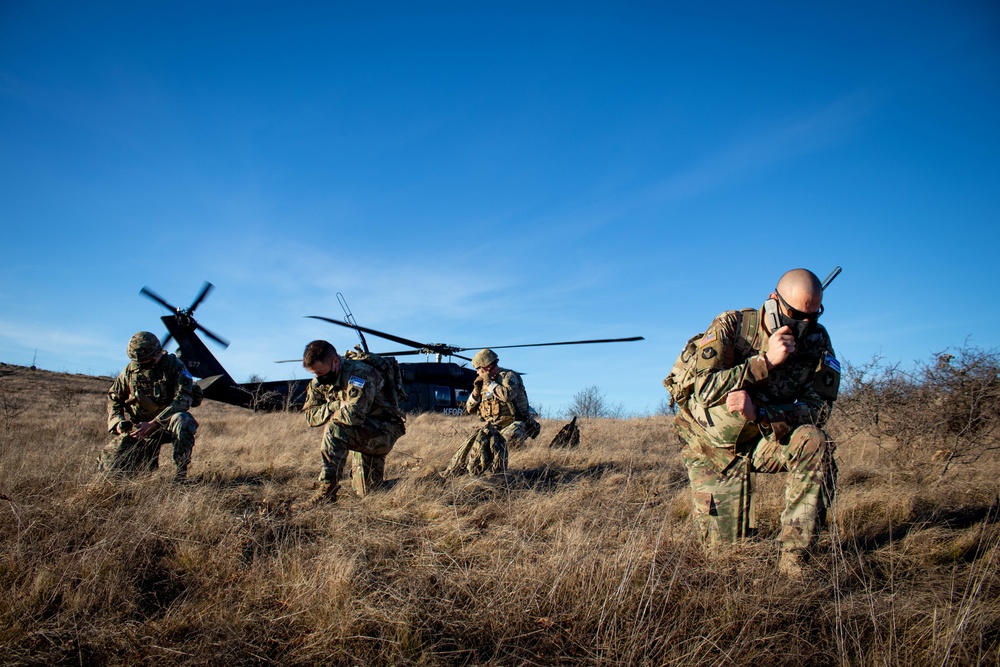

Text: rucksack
xmin=344 ymin=347 xmax=408 ymax=410
xmin=663 ymin=308 xmax=760 ymax=411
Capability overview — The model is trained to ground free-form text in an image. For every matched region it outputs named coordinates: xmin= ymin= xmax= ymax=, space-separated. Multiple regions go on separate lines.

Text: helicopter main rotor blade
xmin=196 ymin=322 xmax=230 ymax=348
xmin=188 ymin=281 xmax=214 ymax=314
xmin=453 ymin=336 xmax=645 ymax=352
xmin=275 ymin=349 xmax=426 ymax=363
xmin=139 ymin=286 xmax=178 ymax=313
xmin=307 ymin=316 xmax=432 ymax=351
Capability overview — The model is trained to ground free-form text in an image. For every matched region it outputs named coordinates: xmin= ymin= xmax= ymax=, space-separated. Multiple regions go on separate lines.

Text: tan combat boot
xmin=304 ymin=481 xmax=338 ymax=507
xmin=778 ymin=549 xmax=808 ymax=579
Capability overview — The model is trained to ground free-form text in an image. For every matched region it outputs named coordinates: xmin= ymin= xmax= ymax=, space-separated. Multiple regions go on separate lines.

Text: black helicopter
xmin=139 ymin=283 xmax=309 ymax=411
xmin=140 ymin=283 xmax=644 ymax=413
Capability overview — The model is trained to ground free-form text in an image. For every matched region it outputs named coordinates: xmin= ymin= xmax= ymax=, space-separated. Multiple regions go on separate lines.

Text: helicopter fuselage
xmin=163 ymin=314 xmax=477 ymax=414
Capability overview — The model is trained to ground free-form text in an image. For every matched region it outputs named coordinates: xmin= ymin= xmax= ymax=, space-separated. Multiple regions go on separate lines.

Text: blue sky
xmin=2 ymin=1 xmax=998 ymax=416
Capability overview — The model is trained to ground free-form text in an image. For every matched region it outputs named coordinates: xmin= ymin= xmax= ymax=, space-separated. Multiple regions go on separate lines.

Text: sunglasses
xmin=774 ymin=290 xmax=823 ymax=321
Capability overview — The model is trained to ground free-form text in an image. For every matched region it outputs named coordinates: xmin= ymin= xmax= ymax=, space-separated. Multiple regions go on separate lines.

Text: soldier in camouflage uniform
xmin=670 ymin=269 xmax=840 ymax=576
xmin=443 ymin=348 xmax=531 ymax=477
xmin=101 ymin=331 xmax=198 ymax=480
xmin=301 ymin=340 xmax=406 ymax=505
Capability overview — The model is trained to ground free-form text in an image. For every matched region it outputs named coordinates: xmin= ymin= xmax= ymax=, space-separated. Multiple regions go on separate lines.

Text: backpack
xmin=663 ymin=309 xmax=760 ymax=411
xmin=344 ymin=347 xmax=408 ymax=410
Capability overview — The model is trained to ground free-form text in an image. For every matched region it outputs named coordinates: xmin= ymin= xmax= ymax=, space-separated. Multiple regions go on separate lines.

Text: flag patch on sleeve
xmin=349 ymin=376 xmax=366 ymax=389
xmin=823 ymin=354 xmax=841 ymax=373
xmin=698 ymin=331 xmax=717 ymax=347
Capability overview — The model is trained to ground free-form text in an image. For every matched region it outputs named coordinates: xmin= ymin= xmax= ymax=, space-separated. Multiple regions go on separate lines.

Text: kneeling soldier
xmin=443 ymin=348 xmax=535 ymax=477
xmin=102 ymin=331 xmax=198 ymax=481
xmin=301 ymin=340 xmax=406 ymax=505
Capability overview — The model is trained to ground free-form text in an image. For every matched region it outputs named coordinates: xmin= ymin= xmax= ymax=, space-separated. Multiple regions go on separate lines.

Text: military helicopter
xmin=139 ymin=283 xmax=308 ymax=411
xmin=140 ymin=283 xmax=644 ymax=413
xmin=305 ymin=293 xmax=644 ymax=414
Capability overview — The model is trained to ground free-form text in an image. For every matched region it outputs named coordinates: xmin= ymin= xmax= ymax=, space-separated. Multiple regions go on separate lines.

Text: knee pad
xmin=788 ymin=425 xmax=831 ymax=461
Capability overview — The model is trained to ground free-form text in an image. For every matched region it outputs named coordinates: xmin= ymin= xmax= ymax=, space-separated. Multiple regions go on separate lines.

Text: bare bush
xmin=922 ymin=344 xmax=999 ymax=475
xmin=836 ymin=344 xmax=999 ymax=478
xmin=567 ymin=385 xmax=626 ymax=419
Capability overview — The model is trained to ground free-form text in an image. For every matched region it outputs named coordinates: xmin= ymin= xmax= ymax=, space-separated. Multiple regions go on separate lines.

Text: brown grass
xmin=0 ymin=362 xmax=998 ymax=666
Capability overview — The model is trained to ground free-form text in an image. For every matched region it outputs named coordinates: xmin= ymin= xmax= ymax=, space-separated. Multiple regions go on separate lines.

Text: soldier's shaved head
xmin=777 ymin=268 xmax=822 ymax=297
xmin=775 ymin=269 xmax=823 ymax=314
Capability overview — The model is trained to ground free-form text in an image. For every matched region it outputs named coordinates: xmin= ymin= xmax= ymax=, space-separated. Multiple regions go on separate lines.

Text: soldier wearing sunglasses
xmin=673 ymin=268 xmax=840 ymax=578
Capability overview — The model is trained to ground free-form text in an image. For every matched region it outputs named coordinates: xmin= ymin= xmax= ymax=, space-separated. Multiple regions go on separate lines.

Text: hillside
xmin=0 ymin=362 xmax=997 ymax=666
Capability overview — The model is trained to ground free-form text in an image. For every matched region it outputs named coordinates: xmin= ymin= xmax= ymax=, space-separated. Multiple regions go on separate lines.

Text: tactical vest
xmin=122 ymin=355 xmax=200 ymax=420
xmin=663 ymin=308 xmax=760 ymax=411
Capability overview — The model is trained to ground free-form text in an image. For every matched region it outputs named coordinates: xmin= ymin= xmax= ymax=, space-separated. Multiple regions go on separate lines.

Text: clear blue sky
xmin=2 ymin=2 xmax=998 ymax=416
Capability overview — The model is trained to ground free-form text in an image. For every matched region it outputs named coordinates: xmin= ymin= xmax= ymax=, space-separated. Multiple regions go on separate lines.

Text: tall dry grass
xmin=0 ymin=362 xmax=997 ymax=666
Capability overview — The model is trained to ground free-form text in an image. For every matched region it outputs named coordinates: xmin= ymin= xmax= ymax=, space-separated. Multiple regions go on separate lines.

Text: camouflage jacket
xmin=303 ymin=357 xmax=403 ymax=428
xmin=107 ymin=353 xmax=195 ymax=433
xmin=465 ymin=368 xmax=530 ymax=429
xmin=677 ymin=307 xmax=841 ymax=448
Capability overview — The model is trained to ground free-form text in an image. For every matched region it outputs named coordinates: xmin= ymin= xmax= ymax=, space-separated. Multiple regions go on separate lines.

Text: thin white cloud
xmin=0 ymin=319 xmax=110 ymax=353
xmin=652 ymin=94 xmax=872 ymax=202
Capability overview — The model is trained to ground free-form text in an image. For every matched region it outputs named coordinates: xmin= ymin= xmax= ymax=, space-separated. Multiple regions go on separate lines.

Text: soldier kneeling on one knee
xmin=101 ymin=331 xmax=200 ymax=481
xmin=300 ymin=340 xmax=406 ymax=506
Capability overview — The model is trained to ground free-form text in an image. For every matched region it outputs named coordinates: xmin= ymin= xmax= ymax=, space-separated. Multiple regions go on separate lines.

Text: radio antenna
xmin=337 ymin=292 xmax=369 ymax=353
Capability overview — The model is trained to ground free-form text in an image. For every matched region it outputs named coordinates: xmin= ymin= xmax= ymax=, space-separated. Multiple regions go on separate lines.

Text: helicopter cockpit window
xmin=434 ymin=386 xmax=452 ymax=407
xmin=455 ymin=388 xmax=470 ymax=405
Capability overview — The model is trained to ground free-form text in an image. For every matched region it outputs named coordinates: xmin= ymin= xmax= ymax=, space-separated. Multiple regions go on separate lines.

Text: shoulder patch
xmin=698 ymin=331 xmax=717 ymax=347
xmin=181 ymin=368 xmax=193 ymax=379
xmin=823 ymin=353 xmax=841 ymax=373
xmin=349 ymin=376 xmax=366 ymax=389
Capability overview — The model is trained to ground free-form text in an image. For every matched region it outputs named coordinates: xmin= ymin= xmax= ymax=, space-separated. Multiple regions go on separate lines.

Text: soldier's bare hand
xmin=765 ymin=325 xmax=796 ymax=368
xmin=726 ymin=390 xmax=756 ymax=421
xmin=135 ymin=421 xmax=156 ymax=439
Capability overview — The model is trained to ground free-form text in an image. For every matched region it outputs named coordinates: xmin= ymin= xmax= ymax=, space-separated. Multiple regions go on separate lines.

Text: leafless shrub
xmin=921 ymin=344 xmax=1000 ymax=476
xmin=837 ymin=344 xmax=999 ymax=478
xmin=567 ymin=385 xmax=626 ymax=419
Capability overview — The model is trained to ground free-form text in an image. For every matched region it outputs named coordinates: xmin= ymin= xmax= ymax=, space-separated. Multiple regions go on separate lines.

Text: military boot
xmin=778 ymin=549 xmax=808 ymax=579
xmin=173 ymin=465 xmax=189 ymax=484
xmin=304 ymin=481 xmax=338 ymax=507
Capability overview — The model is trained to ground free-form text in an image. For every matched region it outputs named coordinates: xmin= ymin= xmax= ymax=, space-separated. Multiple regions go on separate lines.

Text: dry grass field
xmin=0 ymin=360 xmax=998 ymax=666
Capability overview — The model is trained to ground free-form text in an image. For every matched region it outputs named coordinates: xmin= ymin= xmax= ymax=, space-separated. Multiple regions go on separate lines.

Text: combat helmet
xmin=127 ymin=331 xmax=162 ymax=363
xmin=472 ymin=348 xmax=499 ymax=369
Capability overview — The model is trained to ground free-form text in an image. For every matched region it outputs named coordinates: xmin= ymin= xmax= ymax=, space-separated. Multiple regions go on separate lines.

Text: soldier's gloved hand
xmin=484 ymin=381 xmax=498 ymax=399
xmin=117 ymin=421 xmax=133 ymax=435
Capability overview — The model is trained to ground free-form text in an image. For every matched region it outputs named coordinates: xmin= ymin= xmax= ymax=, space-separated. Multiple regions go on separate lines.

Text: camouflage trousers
xmin=681 ymin=424 xmax=837 ymax=551
xmin=500 ymin=421 xmax=528 ymax=450
xmin=443 ymin=423 xmax=508 ymax=477
xmin=99 ymin=412 xmax=198 ymax=476
xmin=318 ymin=415 xmax=404 ymax=497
